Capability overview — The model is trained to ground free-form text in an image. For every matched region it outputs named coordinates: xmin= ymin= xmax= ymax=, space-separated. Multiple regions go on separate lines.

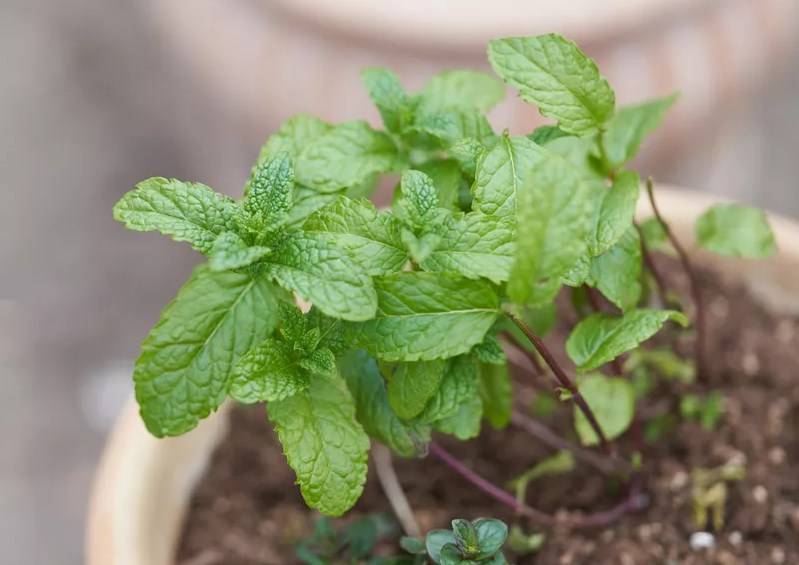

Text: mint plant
xmin=115 ymin=32 xmax=777 ymax=541
xmin=401 ymin=518 xmax=509 ymax=565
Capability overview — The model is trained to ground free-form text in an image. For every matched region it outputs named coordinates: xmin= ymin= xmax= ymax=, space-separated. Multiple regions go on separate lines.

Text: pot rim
xmin=264 ymin=0 xmax=717 ymax=52
xmin=86 ymin=186 xmax=799 ymax=565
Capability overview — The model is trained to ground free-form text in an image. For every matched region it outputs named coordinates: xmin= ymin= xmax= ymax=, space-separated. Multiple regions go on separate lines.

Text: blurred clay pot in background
xmin=86 ymin=188 xmax=799 ymax=565
xmin=143 ymin=0 xmax=796 ymax=174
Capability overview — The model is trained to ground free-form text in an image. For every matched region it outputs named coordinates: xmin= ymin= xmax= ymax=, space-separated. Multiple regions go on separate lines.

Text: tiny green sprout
xmin=507 ymin=525 xmax=545 ymax=556
xmin=296 ymin=514 xmax=412 ymax=565
xmin=680 ymin=392 xmax=725 ymax=430
xmin=422 ymin=518 xmax=509 ymax=564
xmin=691 ymin=463 xmax=746 ymax=530
xmin=509 ymin=451 xmax=576 ymax=504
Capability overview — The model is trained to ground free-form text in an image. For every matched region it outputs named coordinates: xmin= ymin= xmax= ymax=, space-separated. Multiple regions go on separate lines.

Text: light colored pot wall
xmin=144 ymin=0 xmax=796 ymax=161
xmin=86 ymin=188 xmax=799 ymax=565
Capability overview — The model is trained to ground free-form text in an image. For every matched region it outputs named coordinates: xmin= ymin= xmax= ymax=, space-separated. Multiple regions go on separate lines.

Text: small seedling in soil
xmin=401 ymin=518 xmax=510 ymax=565
xmin=296 ymin=514 xmax=411 ymax=565
xmin=114 ymin=32 xmax=777 ymax=557
xmin=691 ymin=462 xmax=746 ymax=531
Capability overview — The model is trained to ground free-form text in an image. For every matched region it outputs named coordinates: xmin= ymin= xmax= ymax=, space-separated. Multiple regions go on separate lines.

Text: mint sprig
xmin=114 ymin=32 xmax=775 ymax=520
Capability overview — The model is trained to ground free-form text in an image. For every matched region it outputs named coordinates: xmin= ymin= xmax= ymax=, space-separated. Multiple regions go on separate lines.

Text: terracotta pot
xmin=144 ymin=0 xmax=796 ymax=164
xmin=86 ymin=188 xmax=799 ymax=564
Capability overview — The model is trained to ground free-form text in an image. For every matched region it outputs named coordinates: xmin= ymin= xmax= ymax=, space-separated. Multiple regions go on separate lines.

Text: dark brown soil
xmin=177 ymin=261 xmax=799 ymax=564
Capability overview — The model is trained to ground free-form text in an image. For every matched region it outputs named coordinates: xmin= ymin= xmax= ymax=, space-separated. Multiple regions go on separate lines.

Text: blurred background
xmin=1 ymin=0 xmax=796 ymax=562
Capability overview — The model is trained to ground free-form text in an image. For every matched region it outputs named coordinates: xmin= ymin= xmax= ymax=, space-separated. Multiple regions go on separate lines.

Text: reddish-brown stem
xmin=428 ymin=442 xmax=554 ymax=524
xmin=644 ymin=178 xmax=706 ymax=376
xmin=510 ymin=411 xmax=632 ymax=476
xmin=504 ymin=309 xmax=612 ymax=455
xmin=428 ymin=442 xmax=647 ymax=529
xmin=633 ymin=219 xmax=670 ymax=307
xmin=501 ymin=331 xmax=544 ymax=376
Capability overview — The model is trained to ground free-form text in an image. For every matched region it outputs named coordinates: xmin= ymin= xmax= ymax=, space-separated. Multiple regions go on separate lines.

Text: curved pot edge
xmin=85 ymin=187 xmax=799 ymax=565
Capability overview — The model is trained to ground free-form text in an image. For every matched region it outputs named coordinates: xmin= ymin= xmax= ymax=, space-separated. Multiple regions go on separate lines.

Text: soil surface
xmin=177 ymin=261 xmax=799 ymax=564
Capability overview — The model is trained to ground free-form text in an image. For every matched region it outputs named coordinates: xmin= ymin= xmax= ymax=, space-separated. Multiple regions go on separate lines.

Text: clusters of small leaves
xmin=296 ymin=514 xmax=416 ymax=565
xmin=115 ymin=33 xmax=776 ymax=517
xmin=402 ymin=518 xmax=509 ymax=565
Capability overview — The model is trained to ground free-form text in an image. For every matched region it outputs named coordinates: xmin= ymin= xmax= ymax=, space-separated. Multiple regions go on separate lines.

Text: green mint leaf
xmin=420 ymin=355 xmax=479 ymax=423
xmin=544 ymin=135 xmax=604 ymax=181
xmin=566 ymin=309 xmax=688 ymax=371
xmin=508 ymin=157 xmax=594 ymax=305
xmin=561 ymin=253 xmax=591 ymax=288
xmin=602 ymin=93 xmax=678 ymax=168
xmin=401 ymin=229 xmax=442 ymax=265
xmin=296 ymin=121 xmax=399 ymax=192
xmin=400 ymin=536 xmax=426 ymax=555
xmin=680 ymin=391 xmax=724 ymax=430
xmin=696 ymin=204 xmax=776 ymax=258
xmin=479 ymin=362 xmax=512 ymax=429
xmin=361 ymin=67 xmax=412 ymax=133
xmin=351 ymin=272 xmax=499 ymax=361
xmin=471 ymin=335 xmax=506 ymax=365
xmin=208 ymin=231 xmax=272 ymax=271
xmin=413 ymin=106 xmax=494 ymax=147
xmin=306 ymin=308 xmax=347 ymax=354
xmin=259 ymin=114 xmax=332 ymax=162
xmin=629 ymin=348 xmax=695 ymax=384
xmin=420 ymin=213 xmax=515 ymax=284
xmin=229 ymin=338 xmax=310 ymax=403
xmin=268 ymin=374 xmax=370 ymax=516
xmin=528 ymin=125 xmax=570 ymax=145
xmin=299 ymin=348 xmax=338 ymax=378
xmin=240 ymin=152 xmax=294 ymax=232
xmin=472 ymin=134 xmax=543 ymax=218
xmin=298 ymin=327 xmax=322 ymax=353
xmin=265 ymin=231 xmax=377 ymax=321
xmin=488 ymin=34 xmax=615 ymax=135
xmin=438 ymin=543 xmax=463 ymax=564
xmin=418 ymin=70 xmax=506 ymax=112
xmin=387 ymin=360 xmax=446 ymax=420
xmin=339 ymin=349 xmax=430 ymax=457
xmin=449 ymin=137 xmax=486 ymax=180
xmin=573 ymin=375 xmax=635 ymax=445
xmin=426 ymin=530 xmax=458 ymax=564
xmin=589 ymin=170 xmax=640 ymax=256
xmin=452 ymin=519 xmax=480 ymax=555
xmin=113 ymin=177 xmax=237 ymax=254
xmin=303 ymin=196 xmax=408 ymax=276
xmin=287 ymin=186 xmax=341 ymax=227
xmin=435 ymin=395 xmax=483 ymax=440
xmin=397 ymin=170 xmax=441 ymax=226
xmin=638 ymin=216 xmax=670 ymax=254
xmin=134 ymin=266 xmax=279 ymax=436
xmin=586 ymin=227 xmax=642 ymax=312
xmin=474 ymin=519 xmax=509 ymax=559
xmin=416 ymin=159 xmax=464 ymax=209
xmin=277 ymin=301 xmax=309 ymax=343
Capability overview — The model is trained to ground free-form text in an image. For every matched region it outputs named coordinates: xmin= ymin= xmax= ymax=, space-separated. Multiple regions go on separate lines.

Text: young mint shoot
xmin=114 ymin=30 xmax=776 ymax=546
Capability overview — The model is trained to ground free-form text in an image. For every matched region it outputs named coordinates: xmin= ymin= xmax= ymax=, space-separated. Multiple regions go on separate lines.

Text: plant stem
xmin=501 ymin=331 xmax=544 ymax=376
xmin=510 ymin=411 xmax=632 ymax=476
xmin=644 ymin=178 xmax=706 ymax=376
xmin=428 ymin=441 xmax=555 ymax=525
xmin=634 ymin=219 xmax=670 ymax=307
xmin=504 ymin=308 xmax=613 ymax=455
xmin=428 ymin=442 xmax=646 ymax=529
xmin=372 ymin=443 xmax=421 ymax=537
